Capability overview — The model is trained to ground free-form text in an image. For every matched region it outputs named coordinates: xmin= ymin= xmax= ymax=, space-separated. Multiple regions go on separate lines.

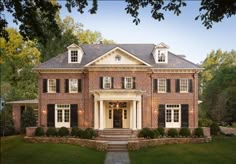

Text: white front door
xmin=55 ymin=104 xmax=70 ymax=128
xmin=165 ymin=108 xmax=181 ymax=128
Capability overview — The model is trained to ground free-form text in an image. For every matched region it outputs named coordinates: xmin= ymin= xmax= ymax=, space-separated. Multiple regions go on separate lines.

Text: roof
xmin=6 ymin=99 xmax=38 ymax=104
xmin=35 ymin=44 xmax=201 ymax=70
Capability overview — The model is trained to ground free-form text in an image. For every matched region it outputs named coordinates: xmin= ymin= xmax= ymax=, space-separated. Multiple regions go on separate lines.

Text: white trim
xmin=55 ymin=104 xmax=70 ymax=128
xmin=85 ymin=47 xmax=151 ymax=67
xmin=67 ymin=43 xmax=81 ymax=49
xmin=165 ymin=104 xmax=181 ymax=128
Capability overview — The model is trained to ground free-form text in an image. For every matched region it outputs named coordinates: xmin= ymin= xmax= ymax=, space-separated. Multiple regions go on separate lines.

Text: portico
xmin=91 ymin=89 xmax=143 ymax=130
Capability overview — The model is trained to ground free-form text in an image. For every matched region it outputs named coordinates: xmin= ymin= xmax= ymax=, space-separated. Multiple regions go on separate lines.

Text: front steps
xmin=96 ymin=129 xmax=138 ymax=152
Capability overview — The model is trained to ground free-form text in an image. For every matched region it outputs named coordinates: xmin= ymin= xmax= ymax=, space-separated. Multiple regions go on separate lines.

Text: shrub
xmin=0 ymin=108 xmax=15 ymax=136
xmin=194 ymin=128 xmax=204 ymax=137
xmin=35 ymin=127 xmax=45 ymax=136
xmin=58 ymin=127 xmax=69 ymax=137
xmin=199 ymin=118 xmax=213 ymax=127
xmin=138 ymin=128 xmax=155 ymax=139
xmin=167 ymin=128 xmax=178 ymax=137
xmin=81 ymin=128 xmax=97 ymax=139
xmin=157 ymin=127 xmax=165 ymax=136
xmin=179 ymin=128 xmax=191 ymax=137
xmin=21 ymin=107 xmax=37 ymax=132
xmin=153 ymin=129 xmax=160 ymax=138
xmin=71 ymin=127 xmax=78 ymax=136
xmin=46 ymin=127 xmax=57 ymax=137
xmin=76 ymin=128 xmax=84 ymax=138
xmin=210 ymin=123 xmax=220 ymax=135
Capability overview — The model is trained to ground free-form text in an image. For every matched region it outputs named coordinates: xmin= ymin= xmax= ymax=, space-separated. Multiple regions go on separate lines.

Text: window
xmin=109 ymin=110 xmax=112 ymax=119
xmin=158 ymin=50 xmax=166 ymax=62
xmin=48 ymin=79 xmax=56 ymax=93
xmin=56 ymin=104 xmax=70 ymax=127
xmin=70 ymin=50 xmax=78 ymax=62
xmin=124 ymin=77 xmax=133 ymax=89
xmin=103 ymin=77 xmax=112 ymax=89
xmin=69 ymin=79 xmax=78 ymax=93
xmin=115 ymin=55 xmax=121 ymax=61
xmin=158 ymin=79 xmax=166 ymax=93
xmin=124 ymin=110 xmax=127 ymax=119
xmin=180 ymin=79 xmax=188 ymax=93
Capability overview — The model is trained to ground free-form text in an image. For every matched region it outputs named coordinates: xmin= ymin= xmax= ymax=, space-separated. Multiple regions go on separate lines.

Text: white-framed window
xmin=158 ymin=50 xmax=166 ymax=62
xmin=165 ymin=104 xmax=181 ymax=128
xmin=48 ymin=79 xmax=56 ymax=93
xmin=158 ymin=79 xmax=166 ymax=93
xmin=103 ymin=77 xmax=112 ymax=89
xmin=180 ymin=79 xmax=188 ymax=93
xmin=55 ymin=104 xmax=70 ymax=128
xmin=70 ymin=50 xmax=78 ymax=62
xmin=69 ymin=79 xmax=78 ymax=93
xmin=124 ymin=77 xmax=133 ymax=89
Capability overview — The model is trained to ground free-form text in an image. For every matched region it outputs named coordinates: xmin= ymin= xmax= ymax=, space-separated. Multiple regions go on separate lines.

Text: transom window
xmin=69 ymin=79 xmax=78 ymax=93
xmin=103 ymin=77 xmax=112 ymax=89
xmin=158 ymin=50 xmax=166 ymax=62
xmin=70 ymin=50 xmax=78 ymax=62
xmin=124 ymin=77 xmax=133 ymax=89
xmin=48 ymin=79 xmax=56 ymax=93
xmin=158 ymin=79 xmax=166 ymax=93
xmin=180 ymin=79 xmax=188 ymax=93
xmin=56 ymin=104 xmax=70 ymax=124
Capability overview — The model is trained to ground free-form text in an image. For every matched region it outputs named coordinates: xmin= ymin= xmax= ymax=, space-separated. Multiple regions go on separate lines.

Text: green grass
xmin=129 ymin=136 xmax=236 ymax=164
xmin=1 ymin=135 xmax=106 ymax=164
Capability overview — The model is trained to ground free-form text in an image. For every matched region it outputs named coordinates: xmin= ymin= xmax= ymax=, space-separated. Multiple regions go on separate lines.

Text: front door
xmin=165 ymin=109 xmax=181 ymax=128
xmin=113 ymin=109 xmax=122 ymax=128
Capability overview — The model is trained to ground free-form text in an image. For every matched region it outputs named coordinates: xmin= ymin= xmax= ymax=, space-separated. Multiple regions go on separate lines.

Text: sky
xmin=5 ymin=1 xmax=236 ymax=64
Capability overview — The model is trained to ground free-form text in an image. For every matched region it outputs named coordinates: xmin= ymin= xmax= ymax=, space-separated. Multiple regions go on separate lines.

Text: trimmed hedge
xmin=35 ymin=127 xmax=45 ymax=136
xmin=194 ymin=127 xmax=204 ymax=137
xmin=157 ymin=127 xmax=165 ymax=136
xmin=71 ymin=127 xmax=78 ymax=136
xmin=81 ymin=128 xmax=97 ymax=139
xmin=167 ymin=128 xmax=178 ymax=137
xmin=58 ymin=127 xmax=69 ymax=137
xmin=138 ymin=128 xmax=155 ymax=139
xmin=179 ymin=128 xmax=191 ymax=137
xmin=210 ymin=123 xmax=220 ymax=135
xmin=46 ymin=127 xmax=57 ymax=136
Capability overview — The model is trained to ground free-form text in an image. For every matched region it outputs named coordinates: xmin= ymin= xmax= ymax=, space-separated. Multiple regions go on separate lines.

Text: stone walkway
xmin=104 ymin=152 xmax=130 ymax=164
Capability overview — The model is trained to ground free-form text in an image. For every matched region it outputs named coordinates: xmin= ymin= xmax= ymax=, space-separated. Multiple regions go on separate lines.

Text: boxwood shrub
xmin=58 ymin=127 xmax=69 ymax=137
xmin=46 ymin=127 xmax=57 ymax=137
xmin=210 ymin=123 xmax=220 ymax=135
xmin=179 ymin=128 xmax=191 ymax=137
xmin=167 ymin=128 xmax=178 ymax=137
xmin=76 ymin=128 xmax=84 ymax=138
xmin=138 ymin=128 xmax=155 ymax=139
xmin=194 ymin=127 xmax=204 ymax=137
xmin=153 ymin=129 xmax=160 ymax=138
xmin=35 ymin=127 xmax=45 ymax=136
xmin=157 ymin=127 xmax=165 ymax=136
xmin=71 ymin=127 xmax=78 ymax=137
xmin=81 ymin=128 xmax=97 ymax=139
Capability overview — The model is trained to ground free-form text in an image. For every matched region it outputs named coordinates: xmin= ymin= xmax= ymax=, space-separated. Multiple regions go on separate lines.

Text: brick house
xmin=34 ymin=43 xmax=201 ymax=131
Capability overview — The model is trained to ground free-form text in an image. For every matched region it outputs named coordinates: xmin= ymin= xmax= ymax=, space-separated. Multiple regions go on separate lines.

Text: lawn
xmin=129 ymin=136 xmax=236 ymax=164
xmin=1 ymin=135 xmax=106 ymax=164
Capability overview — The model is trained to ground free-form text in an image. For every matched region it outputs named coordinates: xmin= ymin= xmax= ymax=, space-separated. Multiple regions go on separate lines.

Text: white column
xmin=132 ymin=100 xmax=137 ymax=130
xmin=99 ymin=100 xmax=104 ymax=130
xmin=137 ymin=100 xmax=142 ymax=129
xmin=94 ymin=100 xmax=98 ymax=129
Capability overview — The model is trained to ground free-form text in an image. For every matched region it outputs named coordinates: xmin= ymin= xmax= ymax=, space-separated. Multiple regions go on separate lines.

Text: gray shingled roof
xmin=35 ymin=44 xmax=201 ymax=69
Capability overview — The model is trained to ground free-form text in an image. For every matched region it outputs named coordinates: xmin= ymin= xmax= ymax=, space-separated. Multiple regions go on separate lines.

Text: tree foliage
xmin=200 ymin=50 xmax=236 ymax=124
xmin=21 ymin=107 xmax=37 ymax=132
xmin=1 ymin=0 xmax=236 ymax=42
xmin=0 ymin=107 xmax=15 ymax=136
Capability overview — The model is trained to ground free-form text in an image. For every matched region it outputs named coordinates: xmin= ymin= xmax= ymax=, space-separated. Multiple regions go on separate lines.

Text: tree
xmin=1 ymin=0 xmax=236 ymax=41
xmin=0 ymin=28 xmax=40 ymax=100
xmin=21 ymin=107 xmax=37 ymax=132
xmin=0 ymin=106 xmax=15 ymax=136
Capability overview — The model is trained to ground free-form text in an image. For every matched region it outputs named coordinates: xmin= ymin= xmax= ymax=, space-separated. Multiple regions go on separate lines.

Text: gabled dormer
xmin=67 ymin=43 xmax=84 ymax=63
xmin=153 ymin=42 xmax=169 ymax=64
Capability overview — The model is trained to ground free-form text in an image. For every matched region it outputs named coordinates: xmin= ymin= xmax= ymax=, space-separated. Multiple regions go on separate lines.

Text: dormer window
xmin=71 ymin=50 xmax=78 ymax=62
xmin=153 ymin=42 xmax=169 ymax=64
xmin=158 ymin=50 xmax=166 ymax=62
xmin=67 ymin=43 xmax=83 ymax=64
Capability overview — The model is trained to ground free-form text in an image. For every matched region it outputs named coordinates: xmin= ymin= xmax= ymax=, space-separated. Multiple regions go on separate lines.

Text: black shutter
xmin=167 ymin=79 xmax=171 ymax=93
xmin=133 ymin=77 xmax=136 ymax=89
xmin=122 ymin=77 xmax=125 ymax=89
xmin=176 ymin=79 xmax=180 ymax=92
xmin=181 ymin=104 xmax=189 ymax=128
xmin=70 ymin=104 xmax=78 ymax=127
xmin=153 ymin=79 xmax=157 ymax=92
xmin=65 ymin=79 xmax=69 ymax=93
xmin=47 ymin=104 xmax=55 ymax=127
xmin=100 ymin=77 xmax=103 ymax=89
xmin=43 ymin=79 xmax=47 ymax=93
xmin=188 ymin=79 xmax=193 ymax=93
xmin=111 ymin=77 xmax=114 ymax=89
xmin=158 ymin=104 xmax=165 ymax=128
xmin=56 ymin=79 xmax=60 ymax=93
xmin=78 ymin=79 xmax=82 ymax=92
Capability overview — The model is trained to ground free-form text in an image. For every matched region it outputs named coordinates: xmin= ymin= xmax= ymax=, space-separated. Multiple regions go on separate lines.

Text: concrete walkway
xmin=104 ymin=152 xmax=130 ymax=164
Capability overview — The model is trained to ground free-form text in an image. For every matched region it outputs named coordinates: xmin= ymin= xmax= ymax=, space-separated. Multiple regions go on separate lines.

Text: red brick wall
xmin=38 ymin=71 xmax=199 ymax=128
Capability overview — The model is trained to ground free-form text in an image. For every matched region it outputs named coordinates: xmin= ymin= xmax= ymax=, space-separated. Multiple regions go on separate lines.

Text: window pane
xmin=57 ymin=110 xmax=62 ymax=122
xmin=103 ymin=77 xmax=111 ymax=89
xmin=174 ymin=110 xmax=179 ymax=122
xmin=158 ymin=79 xmax=166 ymax=92
xmin=180 ymin=79 xmax=188 ymax=92
xmin=71 ymin=51 xmax=78 ymax=62
xmin=48 ymin=79 xmax=56 ymax=93
xmin=69 ymin=79 xmax=78 ymax=92
xmin=109 ymin=110 xmax=112 ymax=119
xmin=125 ymin=77 xmax=133 ymax=89
xmin=64 ymin=109 xmax=70 ymax=122
xmin=124 ymin=110 xmax=127 ymax=119
xmin=158 ymin=50 xmax=166 ymax=62
xmin=166 ymin=110 xmax=171 ymax=122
